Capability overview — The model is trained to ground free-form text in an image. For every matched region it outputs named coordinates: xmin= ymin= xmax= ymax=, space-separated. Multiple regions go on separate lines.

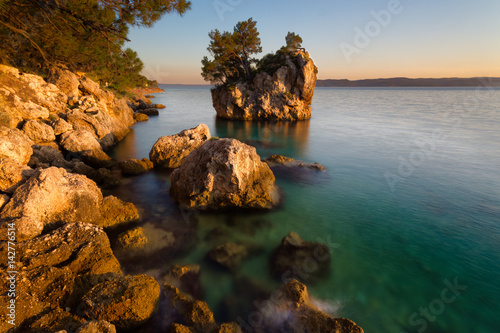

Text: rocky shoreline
xmin=0 ymin=66 xmax=363 ymax=332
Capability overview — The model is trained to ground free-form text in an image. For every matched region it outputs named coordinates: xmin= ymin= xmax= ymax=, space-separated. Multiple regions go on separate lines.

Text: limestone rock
xmin=60 ymin=130 xmax=102 ymax=152
xmin=117 ymin=158 xmax=154 ymax=176
xmin=207 ymin=243 xmax=248 ymax=270
xmin=0 ymin=216 xmax=44 ymax=242
xmin=211 ymin=51 xmax=317 ymax=121
xmin=264 ymin=154 xmax=326 ymax=170
xmin=150 ymin=124 xmax=211 ymax=169
xmin=51 ymin=118 xmax=73 ymax=135
xmin=133 ymin=112 xmax=149 ymax=122
xmin=0 ymin=126 xmax=33 ymax=164
xmin=170 ymin=138 xmax=279 ymax=210
xmin=22 ymin=119 xmax=56 ymax=143
xmin=137 ymin=108 xmax=159 ymax=116
xmin=79 ymin=274 xmax=160 ymax=331
xmin=0 ymin=158 xmax=35 ymax=193
xmin=0 ymin=223 xmax=122 ymax=332
xmin=257 ymin=279 xmax=364 ymax=333
xmin=99 ymin=195 xmax=139 ymax=228
xmin=0 ymin=167 xmax=103 ymax=228
xmin=79 ymin=149 xmax=115 ymax=169
xmin=272 ymin=232 xmax=330 ymax=282
xmin=75 ymin=320 xmax=117 ymax=333
xmin=0 ymin=194 xmax=9 ymax=211
xmin=116 ymin=227 xmax=148 ymax=250
xmin=30 ymin=144 xmax=65 ymax=165
xmin=164 ymin=265 xmax=201 ymax=299
xmin=48 ymin=67 xmax=80 ymax=99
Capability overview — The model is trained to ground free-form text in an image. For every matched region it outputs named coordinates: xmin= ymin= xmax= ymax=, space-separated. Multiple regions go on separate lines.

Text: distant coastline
xmin=316 ymin=77 xmax=500 ymax=87
xmin=158 ymin=77 xmax=500 ymax=88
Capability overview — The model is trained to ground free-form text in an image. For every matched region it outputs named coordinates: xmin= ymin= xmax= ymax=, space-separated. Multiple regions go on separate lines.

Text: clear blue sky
xmin=126 ymin=0 xmax=500 ymax=84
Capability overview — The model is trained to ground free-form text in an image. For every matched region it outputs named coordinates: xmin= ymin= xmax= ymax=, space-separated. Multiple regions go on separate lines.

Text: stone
xmin=0 ymin=158 xmax=35 ymax=193
xmin=211 ymin=51 xmax=317 ymax=121
xmin=75 ymin=320 xmax=117 ymax=333
xmin=116 ymin=227 xmax=148 ymax=250
xmin=99 ymin=195 xmax=139 ymax=228
xmin=207 ymin=242 xmax=248 ymax=270
xmin=0 ymin=194 xmax=9 ymax=211
xmin=22 ymin=119 xmax=56 ymax=143
xmin=51 ymin=118 xmax=74 ymax=135
xmin=0 ymin=126 xmax=33 ymax=164
xmin=150 ymin=124 xmax=211 ymax=169
xmin=137 ymin=108 xmax=159 ymax=116
xmin=170 ymin=138 xmax=279 ymax=210
xmin=0 ymin=167 xmax=103 ymax=228
xmin=117 ymin=158 xmax=154 ymax=176
xmin=0 ymin=223 xmax=122 ymax=332
xmin=0 ymin=216 xmax=44 ymax=242
xmin=30 ymin=144 xmax=65 ymax=165
xmin=79 ymin=149 xmax=115 ymax=169
xmin=133 ymin=112 xmax=149 ymax=122
xmin=60 ymin=130 xmax=102 ymax=152
xmin=155 ymin=104 xmax=166 ymax=109
xmin=48 ymin=67 xmax=80 ymax=99
xmin=79 ymin=274 xmax=160 ymax=331
xmin=164 ymin=265 xmax=201 ymax=299
xmin=272 ymin=232 xmax=330 ymax=282
xmin=264 ymin=154 xmax=327 ymax=170
xmin=257 ymin=279 xmax=364 ymax=333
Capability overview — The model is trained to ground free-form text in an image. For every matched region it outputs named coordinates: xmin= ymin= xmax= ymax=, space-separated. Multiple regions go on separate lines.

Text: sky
xmin=126 ymin=0 xmax=500 ymax=84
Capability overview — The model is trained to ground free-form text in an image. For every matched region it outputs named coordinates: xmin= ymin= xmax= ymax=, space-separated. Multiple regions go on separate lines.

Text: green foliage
xmin=202 ymin=18 xmax=262 ymax=85
xmin=0 ymin=0 xmax=191 ymax=90
xmin=202 ymin=25 xmax=308 ymax=86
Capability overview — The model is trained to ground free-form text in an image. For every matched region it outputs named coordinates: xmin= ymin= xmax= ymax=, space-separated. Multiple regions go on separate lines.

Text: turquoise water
xmin=110 ymin=86 xmax=500 ymax=332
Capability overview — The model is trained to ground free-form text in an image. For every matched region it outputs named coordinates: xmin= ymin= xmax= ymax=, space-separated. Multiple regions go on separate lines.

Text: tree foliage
xmin=0 ymin=0 xmax=190 ymax=90
xmin=202 ymin=18 xmax=263 ymax=85
xmin=202 ymin=22 xmax=305 ymax=86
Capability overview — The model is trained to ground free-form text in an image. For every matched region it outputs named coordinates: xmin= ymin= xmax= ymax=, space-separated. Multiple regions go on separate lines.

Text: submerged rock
xmin=207 ymin=242 xmax=248 ymax=270
xmin=264 ymin=154 xmax=326 ymax=170
xmin=79 ymin=274 xmax=160 ymax=331
xmin=117 ymin=158 xmax=154 ymax=176
xmin=212 ymin=51 xmax=317 ymax=121
xmin=252 ymin=279 xmax=364 ymax=333
xmin=272 ymin=232 xmax=331 ymax=282
xmin=164 ymin=264 xmax=202 ymax=299
xmin=170 ymin=138 xmax=279 ymax=211
xmin=149 ymin=124 xmax=211 ymax=169
xmin=116 ymin=227 xmax=148 ymax=250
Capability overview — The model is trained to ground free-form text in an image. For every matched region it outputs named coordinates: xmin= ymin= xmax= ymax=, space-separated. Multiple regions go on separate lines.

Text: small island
xmin=202 ymin=19 xmax=318 ymax=121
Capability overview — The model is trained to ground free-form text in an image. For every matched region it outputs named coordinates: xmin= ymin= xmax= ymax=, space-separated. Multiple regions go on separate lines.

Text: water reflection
xmin=215 ymin=118 xmax=310 ymax=157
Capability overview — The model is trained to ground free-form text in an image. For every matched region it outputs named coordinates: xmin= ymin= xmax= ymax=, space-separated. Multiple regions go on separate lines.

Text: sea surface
xmin=110 ymin=85 xmax=500 ymax=333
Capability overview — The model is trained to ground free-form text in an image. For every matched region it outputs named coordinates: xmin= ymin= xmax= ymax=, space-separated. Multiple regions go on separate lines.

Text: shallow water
xmin=110 ymin=86 xmax=500 ymax=333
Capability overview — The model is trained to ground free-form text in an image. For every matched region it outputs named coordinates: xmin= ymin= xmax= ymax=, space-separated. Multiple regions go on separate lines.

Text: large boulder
xmin=211 ymin=51 xmax=317 ymax=121
xmin=0 ymin=223 xmax=122 ymax=333
xmin=99 ymin=195 xmax=139 ymax=228
xmin=47 ymin=67 xmax=80 ymax=99
xmin=252 ymin=279 xmax=364 ymax=333
xmin=0 ymin=167 xmax=103 ymax=233
xmin=22 ymin=119 xmax=56 ymax=143
xmin=0 ymin=158 xmax=35 ymax=193
xmin=149 ymin=124 xmax=211 ymax=169
xmin=0 ymin=126 xmax=33 ymax=164
xmin=272 ymin=232 xmax=330 ymax=282
xmin=60 ymin=129 xmax=102 ymax=152
xmin=170 ymin=138 xmax=279 ymax=210
xmin=79 ymin=274 xmax=160 ymax=331
xmin=117 ymin=158 xmax=154 ymax=176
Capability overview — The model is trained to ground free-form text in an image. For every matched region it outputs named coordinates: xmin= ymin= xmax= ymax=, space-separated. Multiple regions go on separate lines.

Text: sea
xmin=109 ymin=85 xmax=500 ymax=333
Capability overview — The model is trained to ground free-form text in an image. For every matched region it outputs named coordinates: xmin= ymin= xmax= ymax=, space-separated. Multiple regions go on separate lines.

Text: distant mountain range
xmin=316 ymin=77 xmax=500 ymax=87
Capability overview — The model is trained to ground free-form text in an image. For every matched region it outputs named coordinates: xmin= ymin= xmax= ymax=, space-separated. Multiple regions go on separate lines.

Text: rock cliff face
xmin=211 ymin=51 xmax=317 ymax=121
